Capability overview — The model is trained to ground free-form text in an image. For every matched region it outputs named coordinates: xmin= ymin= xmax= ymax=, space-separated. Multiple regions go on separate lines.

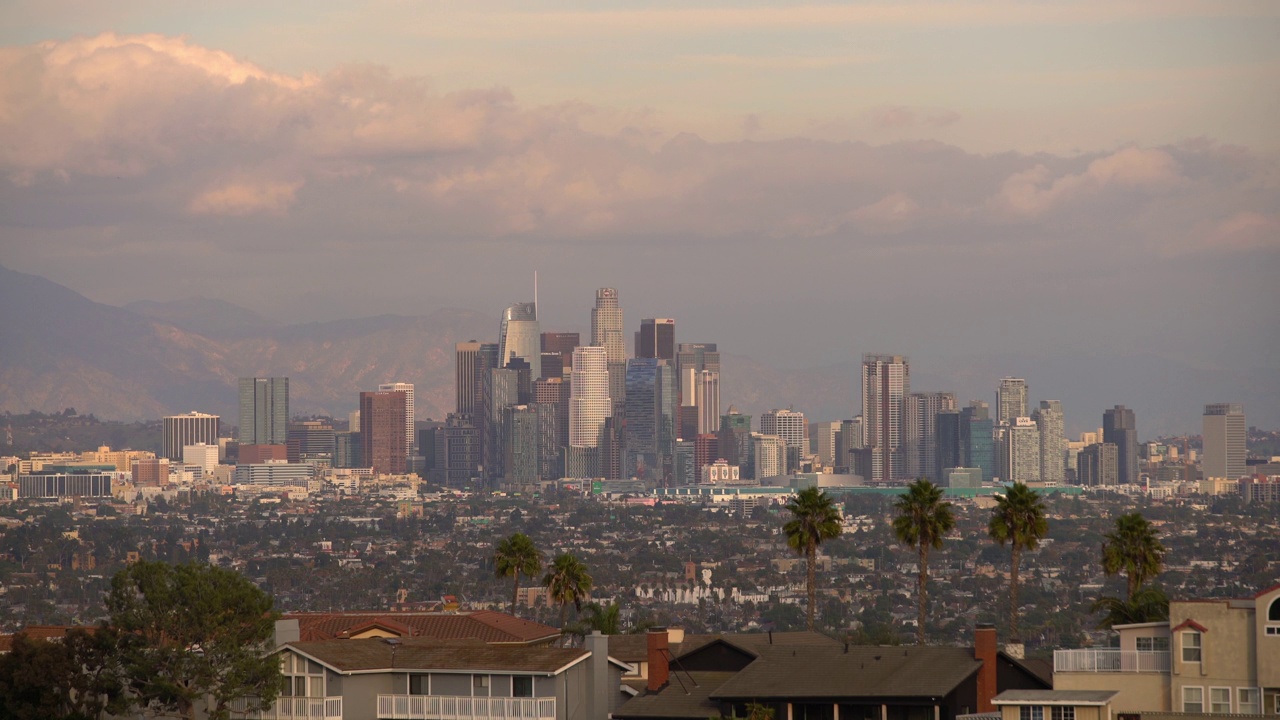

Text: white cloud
xmin=188 ymin=179 xmax=302 ymax=216
xmin=989 ymin=146 xmax=1184 ymax=218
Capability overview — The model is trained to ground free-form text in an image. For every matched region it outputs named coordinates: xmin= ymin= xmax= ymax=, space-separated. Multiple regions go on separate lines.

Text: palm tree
xmin=1101 ymin=512 xmax=1166 ymax=601
xmin=893 ymin=478 xmax=955 ymax=645
xmin=1092 ymin=585 xmax=1170 ymax=629
xmin=493 ymin=533 xmax=542 ymax=615
xmin=783 ymin=487 xmax=843 ymax=631
xmin=988 ymin=482 xmax=1048 ymax=641
xmin=543 ymin=552 xmax=593 ymax=630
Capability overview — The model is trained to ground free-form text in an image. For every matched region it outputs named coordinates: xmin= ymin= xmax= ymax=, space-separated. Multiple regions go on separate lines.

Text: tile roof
xmin=287 ymin=637 xmax=590 ymax=674
xmin=614 ymin=672 xmax=737 ymax=719
xmin=0 ymin=625 xmax=95 ymax=652
xmin=709 ymin=645 xmax=982 ymax=700
xmin=284 ymin=610 xmax=561 ymax=644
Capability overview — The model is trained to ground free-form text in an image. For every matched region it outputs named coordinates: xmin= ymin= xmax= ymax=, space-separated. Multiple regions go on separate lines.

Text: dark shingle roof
xmin=994 ymin=690 xmax=1118 ymax=705
xmin=608 ymin=631 xmax=841 ymax=663
xmin=284 ymin=610 xmax=561 ymax=644
xmin=614 ymin=672 xmax=737 ymax=719
xmin=287 ymin=637 xmax=588 ymax=674
xmin=710 ymin=645 xmax=981 ymax=700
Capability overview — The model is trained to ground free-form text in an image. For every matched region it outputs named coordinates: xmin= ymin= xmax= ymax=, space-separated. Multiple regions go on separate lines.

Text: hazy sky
xmin=1 ymin=1 xmax=1277 ymax=429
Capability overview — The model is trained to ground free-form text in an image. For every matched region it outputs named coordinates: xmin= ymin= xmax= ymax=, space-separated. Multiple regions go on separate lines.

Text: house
xmin=992 ymin=690 xmax=1119 ymax=720
xmin=1052 ymin=583 xmax=1280 ymax=716
xmin=277 ymin=609 xmax=562 ymax=645
xmin=234 ymin=632 xmax=632 ymax=720
xmin=613 ymin=624 xmax=1050 ymax=720
xmin=607 ymin=628 xmax=841 ymax=685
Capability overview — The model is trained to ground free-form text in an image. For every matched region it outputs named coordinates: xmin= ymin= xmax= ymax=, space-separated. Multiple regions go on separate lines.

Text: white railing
xmin=376 ymin=695 xmax=557 ymax=720
xmin=1054 ymin=649 xmax=1170 ymax=673
xmin=228 ymin=696 xmax=343 ymax=720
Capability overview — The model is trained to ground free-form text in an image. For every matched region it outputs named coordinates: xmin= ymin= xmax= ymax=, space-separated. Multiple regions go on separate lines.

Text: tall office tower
xmin=1077 ymin=442 xmax=1119 ymax=486
xmin=540 ymin=353 xmax=564 ymax=382
xmin=810 ymin=421 xmax=840 ymax=468
xmin=455 ymin=341 xmax=483 ymax=419
xmin=360 ymin=391 xmax=407 ymax=475
xmin=935 ymin=411 xmax=961 ymax=477
xmin=238 ymin=377 xmax=289 ymax=446
xmin=960 ymin=401 xmax=995 ymax=482
xmin=286 ymin=420 xmax=336 ymax=464
xmin=498 ymin=302 xmax=541 ymax=381
xmin=378 ymin=382 xmax=415 ymax=457
xmin=1000 ymin=417 xmax=1041 ymax=483
xmin=569 ymin=347 xmax=611 ymax=449
xmin=718 ymin=409 xmax=753 ymax=467
xmin=674 ymin=440 xmax=697 ymax=486
xmin=163 ymin=412 xmax=220 ymax=461
xmin=624 ymin=358 xmax=677 ymax=482
xmin=861 ymin=354 xmax=910 ymax=482
xmin=904 ymin=392 xmax=957 ymax=481
xmin=1203 ymin=403 xmax=1247 ymax=479
xmin=501 ymin=405 xmax=539 ymax=486
xmin=534 ymin=377 xmax=571 ymax=454
xmin=591 ymin=288 xmax=625 ymax=363
xmin=348 ymin=410 xmax=360 ymax=433
xmin=677 ymin=343 xmax=721 ymax=396
xmin=761 ymin=409 xmax=807 ymax=473
xmin=694 ymin=371 xmax=721 ymax=435
xmin=694 ymin=434 xmax=719 ymax=479
xmin=334 ymin=431 xmax=361 ymax=469
xmin=635 ymin=319 xmax=676 ymax=361
xmin=751 ymin=433 xmax=787 ymax=480
xmin=483 ymin=368 xmax=521 ymax=481
xmin=436 ymin=415 xmax=481 ymax=487
xmin=540 ymin=332 xmax=580 ymax=378
xmin=1033 ymin=400 xmax=1066 ymax=485
xmin=533 ymin=403 xmax=561 ymax=480
xmin=996 ymin=378 xmax=1029 ymax=425
xmin=835 ymin=417 xmax=862 ymax=474
xmin=1102 ymin=405 xmax=1138 ymax=485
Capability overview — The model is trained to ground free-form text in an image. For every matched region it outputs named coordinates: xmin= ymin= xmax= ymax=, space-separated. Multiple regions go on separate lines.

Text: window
xmin=1210 ymin=688 xmax=1231 ymax=714
xmin=1182 ymin=687 xmax=1203 ymax=713
xmin=1181 ymin=631 xmax=1202 ymax=662
xmin=410 ymin=674 xmax=430 ymax=696
xmin=1136 ymin=637 xmax=1169 ymax=652
xmin=1019 ymin=707 xmax=1043 ymax=720
xmin=512 ymin=676 xmax=534 ymax=698
xmin=1238 ymin=688 xmax=1260 ymax=715
xmin=1269 ymin=597 xmax=1280 ymax=622
xmin=1051 ymin=707 xmax=1075 ymax=720
xmin=472 ymin=675 xmax=490 ymax=696
xmin=279 ymin=651 xmax=324 ymax=698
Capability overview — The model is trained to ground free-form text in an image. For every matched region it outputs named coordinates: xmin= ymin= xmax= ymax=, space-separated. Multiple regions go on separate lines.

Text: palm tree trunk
xmin=1010 ymin=544 xmax=1021 ymax=641
xmin=511 ymin=575 xmax=520 ymax=615
xmin=560 ymin=602 xmax=568 ymax=630
xmin=807 ymin=541 xmax=817 ymax=632
xmin=1127 ymin=570 xmax=1138 ymax=603
xmin=917 ymin=545 xmax=929 ymax=645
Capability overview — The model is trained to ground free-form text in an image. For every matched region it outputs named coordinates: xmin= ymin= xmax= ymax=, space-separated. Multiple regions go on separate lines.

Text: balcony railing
xmin=377 ymin=695 xmax=557 ymax=720
xmin=228 ymin=696 xmax=343 ymax=720
xmin=1054 ymin=649 xmax=1170 ymax=673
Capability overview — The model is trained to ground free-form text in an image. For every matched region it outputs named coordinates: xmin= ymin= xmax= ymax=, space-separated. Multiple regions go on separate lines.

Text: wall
xmin=1052 ymin=672 xmax=1168 ymax=714
xmin=1170 ymin=599 xmax=1256 ymax=713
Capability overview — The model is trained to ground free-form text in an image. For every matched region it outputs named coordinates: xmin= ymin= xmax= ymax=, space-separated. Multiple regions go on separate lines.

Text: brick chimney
xmin=647 ymin=627 xmax=670 ymax=692
xmin=974 ymin=623 xmax=998 ymax=713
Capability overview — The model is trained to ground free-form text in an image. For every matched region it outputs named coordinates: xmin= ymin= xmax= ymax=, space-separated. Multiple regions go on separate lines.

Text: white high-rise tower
xmin=498 ymin=302 xmax=541 ymax=380
xmin=590 ymin=288 xmax=624 ymax=363
xmin=569 ymin=346 xmax=611 ymax=448
xmin=1203 ymin=403 xmax=1246 ymax=479
xmin=861 ymin=354 xmax=909 ymax=482
xmin=997 ymin=378 xmax=1029 ymax=425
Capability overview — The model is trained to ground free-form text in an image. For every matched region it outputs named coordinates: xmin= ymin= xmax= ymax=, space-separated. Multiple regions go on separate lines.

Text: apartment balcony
xmin=377 ymin=695 xmax=557 ymax=720
xmin=1054 ymin=649 xmax=1170 ymax=673
xmin=228 ymin=696 xmax=343 ymax=720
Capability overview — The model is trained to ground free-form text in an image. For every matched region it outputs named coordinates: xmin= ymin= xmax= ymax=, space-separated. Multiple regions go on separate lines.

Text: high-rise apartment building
xmin=810 ymin=421 xmax=840 ymax=468
xmin=238 ymin=377 xmax=288 ymax=446
xmin=1077 ymin=442 xmax=1119 ymax=486
xmin=904 ymin=391 xmax=956 ymax=481
xmin=590 ymin=288 xmax=625 ymax=363
xmin=1033 ymin=400 xmax=1065 ymax=485
xmin=569 ymin=347 xmax=611 ymax=450
xmin=1000 ymin=416 xmax=1041 ymax=483
xmin=378 ymin=382 xmax=415 ymax=457
xmin=996 ymin=378 xmax=1028 ymax=425
xmin=1103 ymin=405 xmax=1138 ymax=485
xmin=861 ymin=354 xmax=909 ymax=482
xmin=751 ymin=433 xmax=787 ymax=480
xmin=761 ymin=409 xmax=807 ymax=474
xmin=635 ymin=319 xmax=676 ymax=361
xmin=162 ymin=412 xmax=220 ymax=461
xmin=835 ymin=417 xmax=863 ymax=474
xmin=501 ymin=405 xmax=540 ymax=486
xmin=359 ymin=391 xmax=407 ymax=475
xmin=1202 ymin=403 xmax=1247 ymax=479
xmin=498 ymin=302 xmax=541 ymax=380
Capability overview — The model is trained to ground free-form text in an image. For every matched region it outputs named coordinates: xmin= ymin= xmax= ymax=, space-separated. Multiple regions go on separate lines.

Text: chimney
xmin=647 ymin=627 xmax=670 ymax=692
xmin=974 ymin=624 xmax=998 ymax=713
xmin=586 ymin=631 xmax=610 ymax=720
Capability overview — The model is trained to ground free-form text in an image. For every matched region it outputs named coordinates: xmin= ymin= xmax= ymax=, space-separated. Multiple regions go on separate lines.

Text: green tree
xmin=782 ymin=487 xmax=843 ymax=631
xmin=987 ymin=482 xmax=1048 ymax=641
xmin=1092 ymin=585 xmax=1170 ymax=629
xmin=543 ymin=552 xmax=593 ymax=630
xmin=1101 ymin=512 xmax=1166 ymax=601
xmin=106 ymin=561 xmax=281 ymax=720
xmin=0 ymin=627 xmax=133 ymax=720
xmin=893 ymin=478 xmax=955 ymax=645
xmin=578 ymin=602 xmax=623 ymax=635
xmin=494 ymin=532 xmax=542 ymax=615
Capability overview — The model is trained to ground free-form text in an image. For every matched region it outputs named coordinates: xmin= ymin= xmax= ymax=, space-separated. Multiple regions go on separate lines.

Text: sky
xmin=0 ymin=1 xmax=1277 ymax=431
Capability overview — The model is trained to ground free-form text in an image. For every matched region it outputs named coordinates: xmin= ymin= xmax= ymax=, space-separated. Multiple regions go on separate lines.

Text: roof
xmin=0 ymin=625 xmax=95 ymax=652
xmin=614 ymin=672 xmax=737 ymax=719
xmin=994 ymin=690 xmax=1118 ymax=706
xmin=709 ymin=645 xmax=981 ymax=700
xmin=609 ymin=631 xmax=840 ymax=664
xmin=285 ymin=637 xmax=591 ymax=674
xmin=1170 ymin=619 xmax=1208 ymax=633
xmin=284 ymin=610 xmax=561 ymax=644
xmin=1008 ymin=655 xmax=1053 ymax=688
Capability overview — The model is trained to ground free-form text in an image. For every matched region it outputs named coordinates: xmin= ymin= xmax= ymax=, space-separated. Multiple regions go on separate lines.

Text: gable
xmin=673 ymin=639 xmax=758 ymax=672
xmin=996 ymin=654 xmax=1053 ymax=690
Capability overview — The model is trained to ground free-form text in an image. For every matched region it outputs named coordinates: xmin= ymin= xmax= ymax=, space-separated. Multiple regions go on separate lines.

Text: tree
xmin=893 ymin=478 xmax=955 ymax=645
xmin=1101 ymin=512 xmax=1166 ymax=601
xmin=494 ymin=533 xmax=542 ymax=615
xmin=543 ymin=552 xmax=593 ymax=630
xmin=783 ymin=487 xmax=843 ymax=631
xmin=106 ymin=561 xmax=281 ymax=720
xmin=578 ymin=602 xmax=623 ymax=635
xmin=987 ymin=482 xmax=1048 ymax=641
xmin=1092 ymin=585 xmax=1170 ymax=629
xmin=0 ymin=627 xmax=133 ymax=720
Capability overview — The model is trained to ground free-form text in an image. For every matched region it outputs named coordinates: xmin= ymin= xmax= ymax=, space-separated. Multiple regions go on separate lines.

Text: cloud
xmin=188 ymin=179 xmax=302 ymax=216
xmin=989 ymin=146 xmax=1184 ymax=218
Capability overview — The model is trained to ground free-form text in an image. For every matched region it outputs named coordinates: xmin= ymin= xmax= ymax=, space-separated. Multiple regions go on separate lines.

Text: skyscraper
xmin=238 ymin=377 xmax=288 ymax=446
xmin=960 ymin=402 xmax=995 ymax=483
xmin=1033 ymin=400 xmax=1065 ymax=485
xmin=1078 ymin=442 xmax=1119 ymax=486
xmin=455 ymin=341 xmax=482 ymax=419
xmin=1000 ymin=416 xmax=1041 ymax=483
xmin=635 ymin=319 xmax=676 ymax=361
xmin=904 ymin=391 xmax=956 ymax=481
xmin=694 ymin=371 xmax=721 ymax=436
xmin=1203 ymin=403 xmax=1247 ymax=479
xmin=540 ymin=332 xmax=580 ymax=377
xmin=861 ymin=354 xmax=909 ymax=482
xmin=498 ymin=302 xmax=541 ymax=381
xmin=162 ymin=412 xmax=220 ymax=461
xmin=718 ymin=409 xmax=753 ymax=468
xmin=935 ymin=411 xmax=961 ymax=477
xmin=360 ymin=391 xmax=407 ymax=475
xmin=590 ymin=288 xmax=625 ymax=363
xmin=677 ymin=342 xmax=721 ymax=436
xmin=1103 ymin=405 xmax=1138 ymax=485
xmin=569 ymin=346 xmax=611 ymax=449
xmin=378 ymin=382 xmax=415 ymax=457
xmin=751 ymin=433 xmax=787 ymax=480
xmin=624 ymin=358 xmax=676 ymax=482
xmin=996 ymin=378 xmax=1028 ymax=425
xmin=761 ymin=408 xmax=807 ymax=474
xmin=677 ymin=343 xmax=721 ymax=396
xmin=810 ymin=421 xmax=840 ymax=468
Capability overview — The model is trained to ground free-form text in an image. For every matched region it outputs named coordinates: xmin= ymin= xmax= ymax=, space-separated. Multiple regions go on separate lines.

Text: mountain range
xmin=0 ymin=264 xmax=1275 ymax=436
